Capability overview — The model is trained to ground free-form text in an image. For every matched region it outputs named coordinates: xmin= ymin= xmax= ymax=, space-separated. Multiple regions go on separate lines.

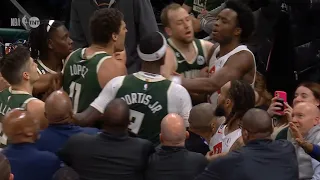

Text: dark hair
xmin=28 ymin=20 xmax=64 ymax=60
xmin=225 ymin=0 xmax=255 ymax=42
xmin=0 ymin=45 xmax=31 ymax=85
xmin=298 ymin=82 xmax=320 ymax=101
xmin=226 ymin=80 xmax=255 ymax=123
xmin=160 ymin=3 xmax=181 ymax=27
xmin=0 ymin=153 xmax=10 ymax=180
xmin=139 ymin=32 xmax=164 ymax=54
xmin=90 ymin=8 xmax=123 ymax=45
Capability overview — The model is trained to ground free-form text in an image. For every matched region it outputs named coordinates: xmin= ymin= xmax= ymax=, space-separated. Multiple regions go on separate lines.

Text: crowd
xmin=0 ymin=0 xmax=319 ymax=180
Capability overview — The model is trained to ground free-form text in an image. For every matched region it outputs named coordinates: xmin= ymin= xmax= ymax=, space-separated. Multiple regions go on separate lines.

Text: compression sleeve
xmin=90 ymin=76 xmax=125 ymax=113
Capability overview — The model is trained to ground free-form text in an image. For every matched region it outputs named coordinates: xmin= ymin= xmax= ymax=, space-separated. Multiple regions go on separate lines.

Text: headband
xmin=137 ymin=32 xmax=167 ymax=61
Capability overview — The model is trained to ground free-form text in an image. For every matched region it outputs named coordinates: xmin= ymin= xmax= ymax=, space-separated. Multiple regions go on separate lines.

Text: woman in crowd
xmin=254 ymin=72 xmax=272 ymax=110
xmin=268 ymin=82 xmax=320 ymax=139
xmin=29 ymin=20 xmax=73 ymax=100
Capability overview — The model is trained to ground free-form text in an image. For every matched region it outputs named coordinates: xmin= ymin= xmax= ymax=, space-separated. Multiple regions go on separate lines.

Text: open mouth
xmin=185 ymin=31 xmax=192 ymax=36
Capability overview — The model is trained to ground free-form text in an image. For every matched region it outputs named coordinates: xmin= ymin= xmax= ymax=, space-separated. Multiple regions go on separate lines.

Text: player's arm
xmin=161 ymin=46 xmax=177 ymax=79
xmin=97 ymin=57 xmax=127 ymax=88
xmin=229 ymin=137 xmax=245 ymax=152
xmin=202 ymin=40 xmax=214 ymax=63
xmin=26 ymin=99 xmax=48 ymax=129
xmin=74 ymin=76 xmax=124 ymax=126
xmin=170 ymin=84 xmax=193 ymax=127
xmin=180 ymin=51 xmax=254 ymax=94
xmin=33 ymin=73 xmax=62 ymax=96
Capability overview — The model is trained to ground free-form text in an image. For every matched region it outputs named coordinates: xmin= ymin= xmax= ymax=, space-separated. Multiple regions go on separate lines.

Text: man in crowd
xmin=209 ymin=80 xmax=255 ymax=155
xmin=2 ymin=109 xmax=61 ymax=180
xmin=185 ymin=103 xmax=217 ymax=155
xmin=0 ymin=46 xmax=48 ymax=147
xmin=161 ymin=3 xmax=213 ymax=79
xmin=195 ymin=108 xmax=299 ymax=180
xmin=289 ymin=102 xmax=320 ymax=179
xmin=63 ymin=8 xmax=127 ymax=114
xmin=171 ymin=0 xmax=256 ymax=107
xmin=69 ymin=0 xmax=158 ymax=73
xmin=75 ymin=32 xmax=192 ymax=145
xmin=58 ymin=99 xmax=154 ymax=180
xmin=35 ymin=90 xmax=99 ymax=154
xmin=145 ymin=113 xmax=208 ymax=180
xmin=0 ymin=153 xmax=13 ymax=180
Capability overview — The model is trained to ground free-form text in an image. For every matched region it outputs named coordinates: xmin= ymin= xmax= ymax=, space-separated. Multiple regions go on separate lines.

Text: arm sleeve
xmin=134 ymin=0 xmax=158 ymax=39
xmin=310 ymin=144 xmax=320 ymax=162
xmin=167 ymin=84 xmax=192 ymax=127
xmin=200 ymin=3 xmax=225 ymax=34
xmin=90 ymin=76 xmax=125 ymax=113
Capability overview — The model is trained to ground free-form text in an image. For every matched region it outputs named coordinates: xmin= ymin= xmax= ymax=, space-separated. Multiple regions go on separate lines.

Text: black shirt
xmin=185 ymin=130 xmax=210 ymax=155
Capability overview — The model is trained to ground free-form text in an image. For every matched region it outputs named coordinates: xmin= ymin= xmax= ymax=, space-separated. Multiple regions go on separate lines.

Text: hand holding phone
xmin=274 ymin=91 xmax=287 ymax=115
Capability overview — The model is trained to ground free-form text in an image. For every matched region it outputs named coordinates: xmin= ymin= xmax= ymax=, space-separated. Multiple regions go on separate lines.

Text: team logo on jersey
xmin=197 ymin=55 xmax=205 ymax=65
xmin=143 ymin=84 xmax=148 ymax=91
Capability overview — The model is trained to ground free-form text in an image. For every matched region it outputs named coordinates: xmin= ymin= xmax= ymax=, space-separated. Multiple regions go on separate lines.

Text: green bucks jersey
xmin=62 ymin=48 xmax=111 ymax=113
xmin=0 ymin=88 xmax=36 ymax=148
xmin=168 ymin=38 xmax=207 ymax=78
xmin=115 ymin=73 xmax=171 ymax=145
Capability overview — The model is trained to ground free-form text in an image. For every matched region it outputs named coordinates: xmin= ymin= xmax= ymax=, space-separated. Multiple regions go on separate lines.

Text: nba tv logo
xmin=11 ymin=16 xmax=40 ymax=28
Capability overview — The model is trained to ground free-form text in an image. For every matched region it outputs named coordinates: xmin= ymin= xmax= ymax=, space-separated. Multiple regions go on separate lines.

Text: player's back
xmin=115 ymin=72 xmax=172 ymax=145
xmin=0 ymin=88 xmax=36 ymax=147
xmin=63 ymin=48 xmax=111 ymax=113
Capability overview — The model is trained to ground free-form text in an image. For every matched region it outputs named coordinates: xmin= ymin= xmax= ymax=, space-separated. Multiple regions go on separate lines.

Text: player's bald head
xmin=189 ymin=103 xmax=215 ymax=129
xmin=242 ymin=108 xmax=273 ymax=136
xmin=45 ymin=90 xmax=72 ymax=124
xmin=3 ymin=108 xmax=40 ymax=142
xmin=160 ymin=113 xmax=187 ymax=145
xmin=103 ymin=98 xmax=130 ymax=131
xmin=0 ymin=153 xmax=11 ymax=180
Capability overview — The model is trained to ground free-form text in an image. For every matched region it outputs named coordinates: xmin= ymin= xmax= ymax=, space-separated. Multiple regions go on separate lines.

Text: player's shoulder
xmin=169 ymin=81 xmax=189 ymax=94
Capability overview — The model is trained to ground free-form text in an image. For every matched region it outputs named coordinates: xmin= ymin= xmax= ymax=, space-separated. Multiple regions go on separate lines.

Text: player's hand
xmin=199 ymin=66 xmax=209 ymax=77
xmin=267 ymin=97 xmax=283 ymax=117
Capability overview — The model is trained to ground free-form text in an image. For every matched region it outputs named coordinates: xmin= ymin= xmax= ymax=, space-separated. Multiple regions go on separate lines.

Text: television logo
xmin=11 ymin=16 xmax=40 ymax=28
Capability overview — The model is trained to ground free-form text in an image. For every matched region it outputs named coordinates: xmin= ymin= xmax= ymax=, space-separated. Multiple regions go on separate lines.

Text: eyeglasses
xmin=46 ymin=20 xmax=55 ymax=32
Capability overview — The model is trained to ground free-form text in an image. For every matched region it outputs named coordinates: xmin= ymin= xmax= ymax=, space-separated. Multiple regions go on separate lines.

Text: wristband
xmin=171 ymin=76 xmax=182 ymax=85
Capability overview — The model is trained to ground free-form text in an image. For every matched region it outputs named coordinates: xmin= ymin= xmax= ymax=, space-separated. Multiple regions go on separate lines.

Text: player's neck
xmin=89 ymin=43 xmax=115 ymax=56
xmin=170 ymin=38 xmax=194 ymax=52
xmin=219 ymin=40 xmax=240 ymax=57
xmin=41 ymin=52 xmax=63 ymax=72
xmin=226 ymin=118 xmax=240 ymax=134
xmin=11 ymin=81 xmax=33 ymax=94
xmin=141 ymin=64 xmax=161 ymax=75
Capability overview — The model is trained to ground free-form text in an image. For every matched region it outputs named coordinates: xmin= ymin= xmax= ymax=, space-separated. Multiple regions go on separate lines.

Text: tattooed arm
xmin=229 ymin=137 xmax=245 ymax=152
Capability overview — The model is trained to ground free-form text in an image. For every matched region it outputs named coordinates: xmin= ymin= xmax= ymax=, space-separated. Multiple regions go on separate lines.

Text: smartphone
xmin=274 ymin=91 xmax=287 ymax=115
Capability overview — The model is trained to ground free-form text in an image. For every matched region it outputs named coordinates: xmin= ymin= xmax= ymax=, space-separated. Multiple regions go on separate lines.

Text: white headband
xmin=47 ymin=20 xmax=55 ymax=32
xmin=137 ymin=32 xmax=167 ymax=62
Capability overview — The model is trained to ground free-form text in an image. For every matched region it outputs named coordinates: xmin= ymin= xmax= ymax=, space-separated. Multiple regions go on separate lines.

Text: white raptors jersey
xmin=209 ymin=124 xmax=242 ymax=153
xmin=208 ymin=45 xmax=256 ymax=107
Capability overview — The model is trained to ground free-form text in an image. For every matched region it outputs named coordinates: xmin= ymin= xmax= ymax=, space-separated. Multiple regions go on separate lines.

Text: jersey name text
xmin=121 ymin=93 xmax=162 ymax=114
xmin=69 ymin=64 xmax=89 ymax=78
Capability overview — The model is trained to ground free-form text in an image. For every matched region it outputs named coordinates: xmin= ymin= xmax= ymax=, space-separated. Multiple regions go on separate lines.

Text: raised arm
xmin=181 ymin=51 xmax=254 ymax=94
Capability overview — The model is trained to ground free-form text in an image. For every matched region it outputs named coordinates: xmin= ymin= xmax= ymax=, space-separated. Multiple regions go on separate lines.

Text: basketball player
xmin=0 ymin=46 xmax=48 ymax=147
xmin=171 ymin=0 xmax=256 ymax=107
xmin=161 ymin=3 xmax=213 ymax=79
xmin=62 ymin=8 xmax=127 ymax=114
xmin=210 ymin=80 xmax=255 ymax=155
xmin=75 ymin=32 xmax=192 ymax=145
xmin=29 ymin=20 xmax=73 ymax=100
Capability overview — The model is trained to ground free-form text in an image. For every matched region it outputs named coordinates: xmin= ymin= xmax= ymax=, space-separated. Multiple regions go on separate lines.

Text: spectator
xmin=254 ymin=71 xmax=272 ymax=110
xmin=145 ymin=113 xmax=208 ymax=180
xmin=2 ymin=108 xmax=61 ymax=180
xmin=29 ymin=20 xmax=73 ymax=101
xmin=290 ymin=122 xmax=320 ymax=162
xmin=35 ymin=90 xmax=99 ymax=154
xmin=195 ymin=108 xmax=299 ymax=180
xmin=0 ymin=153 xmax=13 ymax=180
xmin=286 ymin=102 xmax=320 ymax=179
xmin=58 ymin=99 xmax=154 ymax=180
xmin=69 ymin=0 xmax=158 ymax=73
xmin=185 ymin=103 xmax=217 ymax=155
